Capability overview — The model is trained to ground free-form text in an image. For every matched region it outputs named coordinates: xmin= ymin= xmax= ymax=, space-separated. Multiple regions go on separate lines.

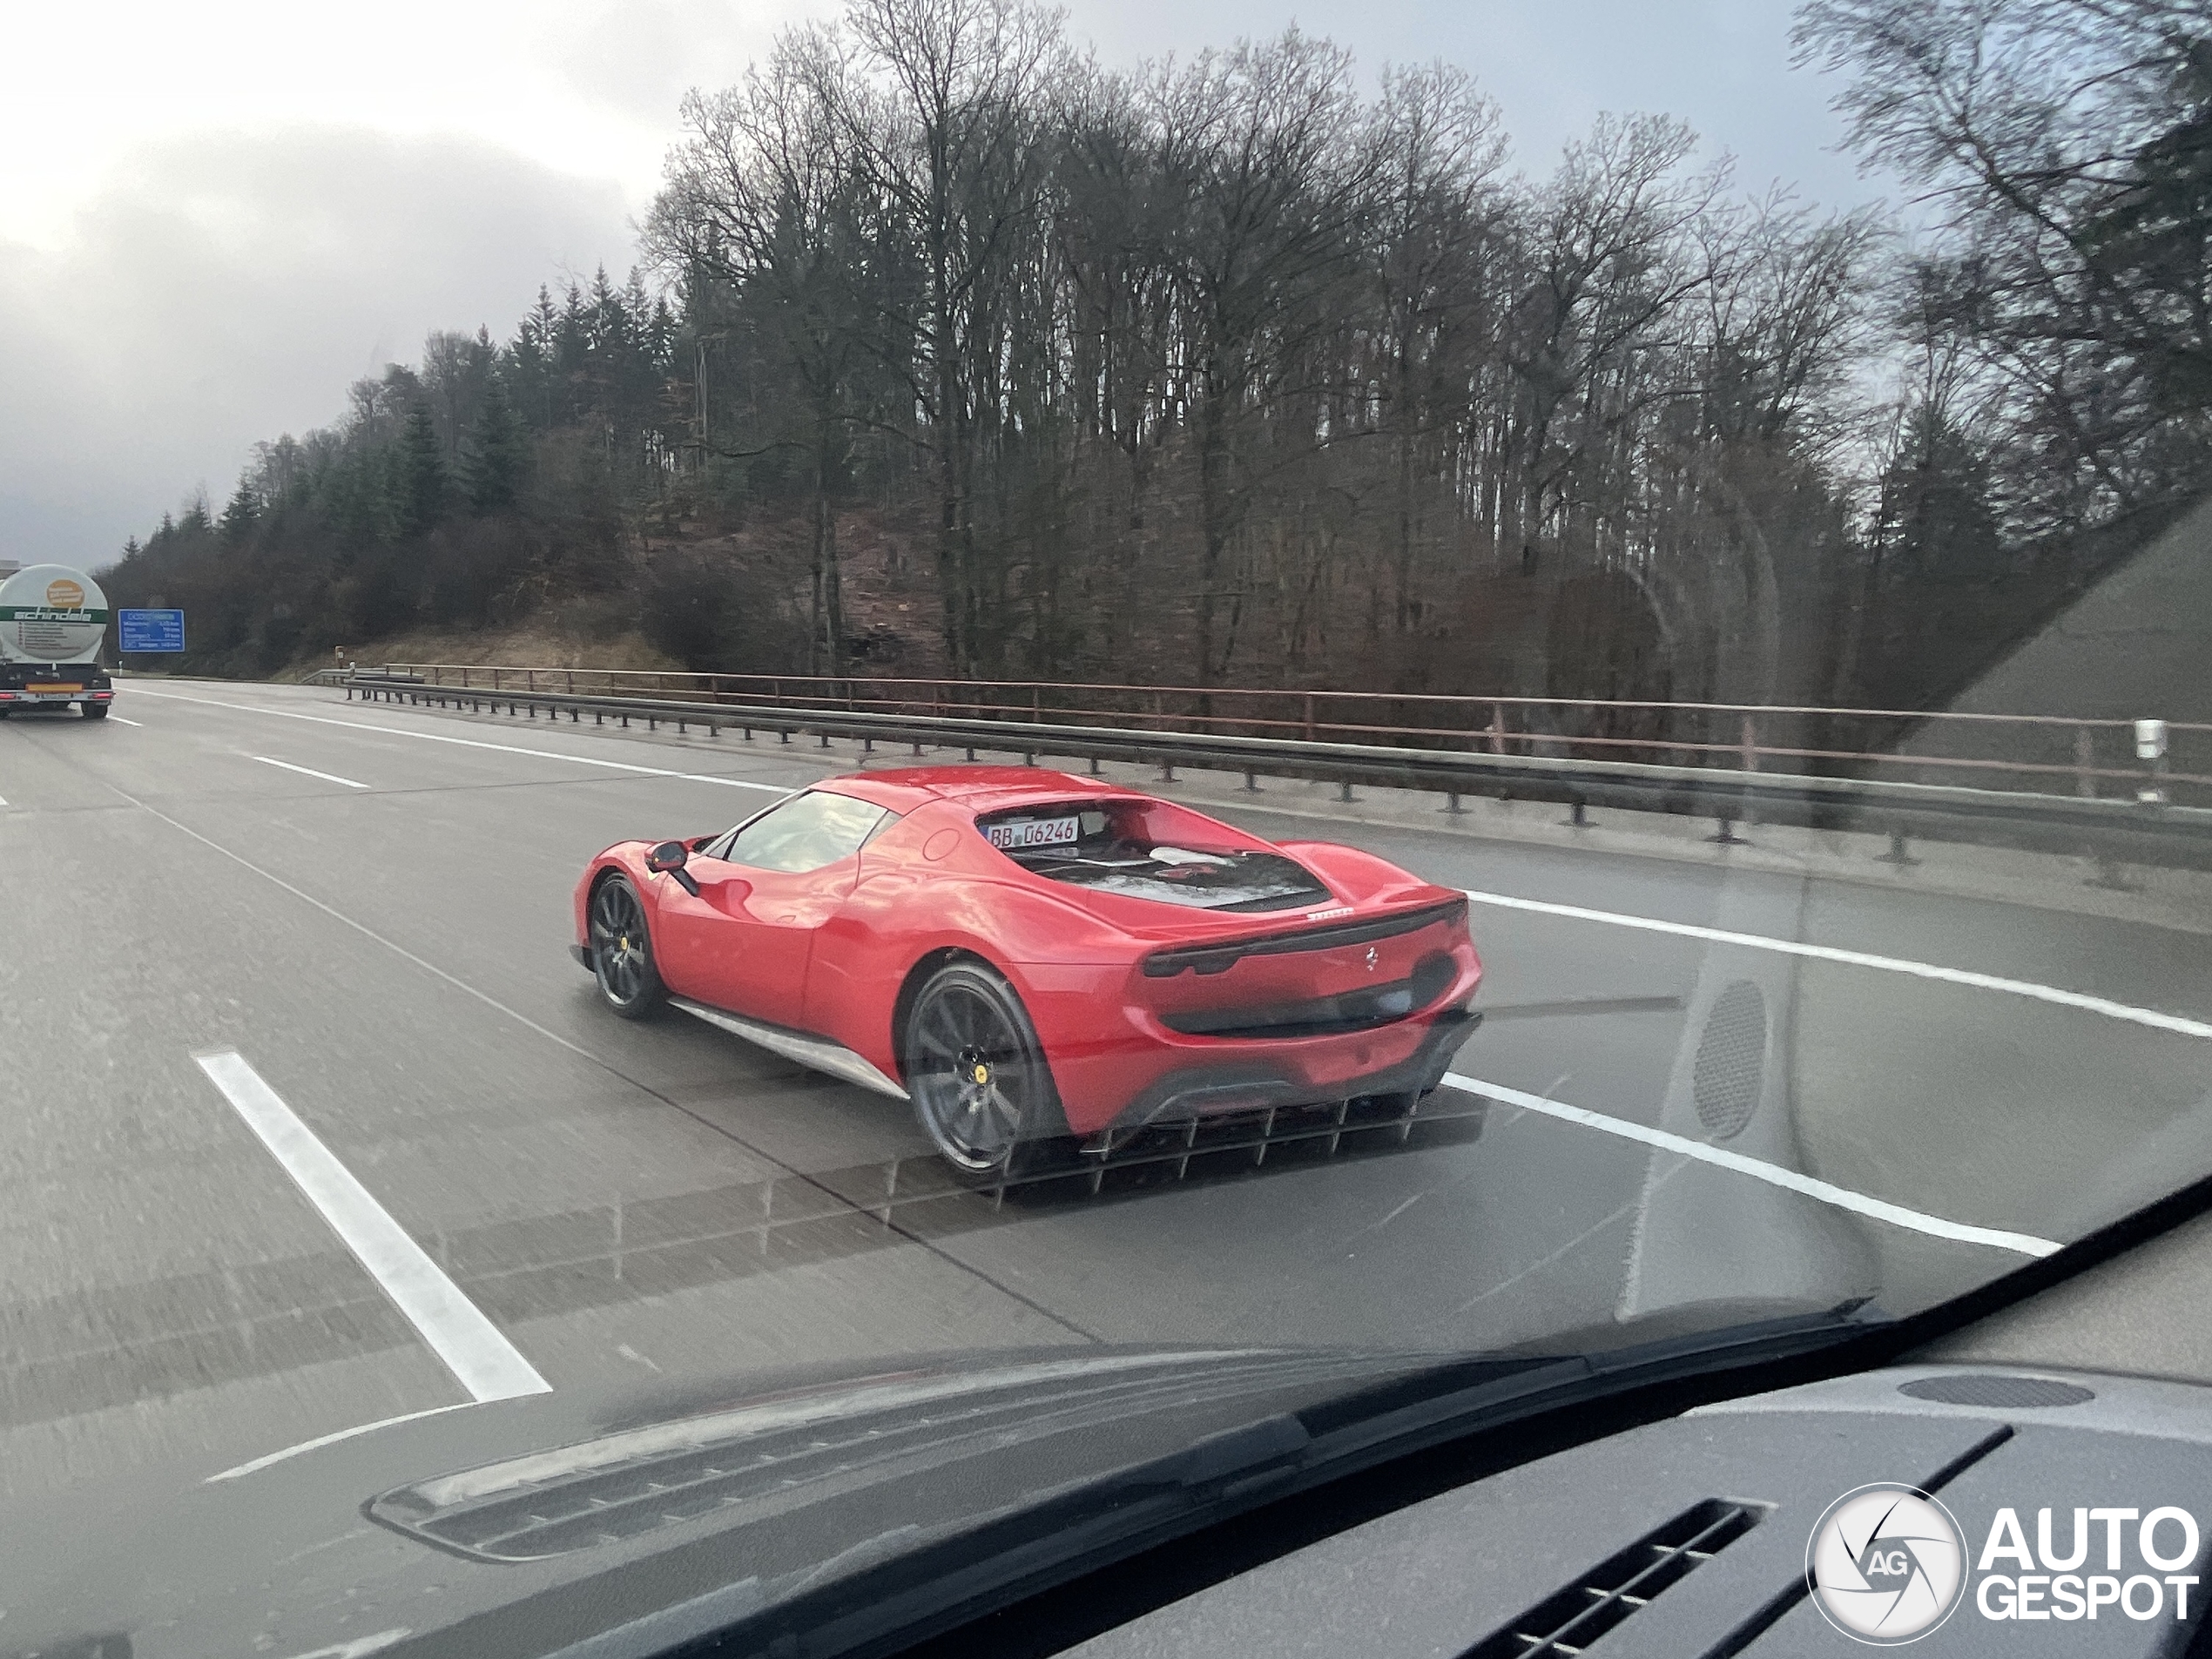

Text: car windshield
xmin=5 ymin=0 xmax=2210 ymax=1650
xmin=720 ymin=790 xmax=888 ymax=872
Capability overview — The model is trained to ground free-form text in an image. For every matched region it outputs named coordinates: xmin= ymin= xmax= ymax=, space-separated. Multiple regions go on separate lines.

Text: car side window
xmin=720 ymin=792 xmax=889 ymax=873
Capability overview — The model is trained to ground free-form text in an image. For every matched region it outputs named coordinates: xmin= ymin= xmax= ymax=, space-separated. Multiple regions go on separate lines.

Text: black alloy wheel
xmin=589 ymin=875 xmax=665 ymax=1018
xmin=905 ymin=961 xmax=1069 ymax=1185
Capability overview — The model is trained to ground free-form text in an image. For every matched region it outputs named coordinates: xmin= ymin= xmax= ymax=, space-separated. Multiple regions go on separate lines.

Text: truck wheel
xmin=904 ymin=961 xmax=1072 ymax=1187
xmin=81 ymin=703 xmax=109 ymax=720
xmin=588 ymin=875 xmax=664 ymax=1019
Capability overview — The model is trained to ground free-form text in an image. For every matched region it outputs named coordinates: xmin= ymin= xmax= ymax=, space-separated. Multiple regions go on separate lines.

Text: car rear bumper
xmin=1103 ymin=1007 xmax=1483 ymax=1133
xmin=0 ymin=683 xmax=114 ymax=707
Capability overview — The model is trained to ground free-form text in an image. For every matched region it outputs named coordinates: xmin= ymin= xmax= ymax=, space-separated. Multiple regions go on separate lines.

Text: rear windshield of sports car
xmin=974 ymin=799 xmax=1332 ymax=913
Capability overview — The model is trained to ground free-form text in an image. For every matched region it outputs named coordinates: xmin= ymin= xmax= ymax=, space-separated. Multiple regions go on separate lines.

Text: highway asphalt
xmin=1 ymin=678 xmax=2207 ymax=1501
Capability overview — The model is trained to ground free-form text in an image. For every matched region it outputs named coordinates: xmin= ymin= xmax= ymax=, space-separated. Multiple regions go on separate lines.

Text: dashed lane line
xmin=130 ymin=688 xmax=794 ymax=794
xmin=195 ymin=1049 xmax=552 ymax=1401
xmin=253 ymin=754 xmax=369 ymax=789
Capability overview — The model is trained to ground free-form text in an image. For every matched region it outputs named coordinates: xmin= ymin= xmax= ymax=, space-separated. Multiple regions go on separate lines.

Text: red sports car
xmin=570 ymin=767 xmax=1483 ymax=1182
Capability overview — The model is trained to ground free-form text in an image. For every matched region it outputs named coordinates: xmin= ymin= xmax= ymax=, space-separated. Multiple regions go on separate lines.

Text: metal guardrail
xmin=362 ymin=661 xmax=2211 ymax=808
xmin=308 ymin=667 xmax=2212 ymax=867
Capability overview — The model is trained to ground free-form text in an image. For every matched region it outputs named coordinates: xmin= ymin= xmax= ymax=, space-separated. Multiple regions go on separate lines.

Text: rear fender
xmin=1273 ymin=840 xmax=1456 ymax=910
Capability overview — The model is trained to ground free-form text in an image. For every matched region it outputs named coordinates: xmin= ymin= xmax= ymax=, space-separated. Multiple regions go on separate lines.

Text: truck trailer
xmin=0 ymin=563 xmax=117 ymax=718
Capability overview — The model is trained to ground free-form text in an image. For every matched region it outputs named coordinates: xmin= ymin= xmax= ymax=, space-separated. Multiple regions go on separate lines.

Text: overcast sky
xmin=2 ymin=0 xmax=1881 ymax=568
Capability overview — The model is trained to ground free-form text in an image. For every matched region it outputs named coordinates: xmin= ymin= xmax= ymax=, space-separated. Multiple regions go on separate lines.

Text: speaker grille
xmin=1898 ymin=1374 xmax=2094 ymax=1409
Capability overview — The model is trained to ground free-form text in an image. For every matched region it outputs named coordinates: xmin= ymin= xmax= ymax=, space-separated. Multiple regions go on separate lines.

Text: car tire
xmin=903 ymin=961 xmax=1073 ymax=1187
xmin=82 ymin=703 xmax=109 ymax=720
xmin=588 ymin=874 xmax=665 ymax=1019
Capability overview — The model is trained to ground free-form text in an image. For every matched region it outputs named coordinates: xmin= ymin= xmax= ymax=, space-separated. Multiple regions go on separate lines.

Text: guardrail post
xmin=2075 ymin=728 xmax=2096 ymax=799
xmin=1339 ymin=780 xmax=1356 ymax=803
xmin=1877 ymin=827 xmax=1918 ymax=865
xmin=1740 ymin=712 xmax=1759 ymax=772
xmin=1564 ymin=797 xmax=1590 ymax=829
xmin=1709 ymin=815 xmax=1748 ymax=846
xmin=1243 ymin=768 xmax=1260 ymax=792
xmin=1304 ymin=693 xmax=1316 ymax=742
xmin=1442 ymin=791 xmax=1466 ymax=815
xmin=2135 ymin=718 xmax=2170 ymax=805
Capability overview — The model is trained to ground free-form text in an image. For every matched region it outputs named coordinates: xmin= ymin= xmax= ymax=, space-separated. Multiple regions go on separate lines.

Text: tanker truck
xmin=0 ymin=563 xmax=117 ymax=718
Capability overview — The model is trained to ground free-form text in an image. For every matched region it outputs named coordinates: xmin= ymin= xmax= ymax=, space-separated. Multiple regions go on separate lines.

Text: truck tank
xmin=0 ymin=563 xmax=117 ymax=717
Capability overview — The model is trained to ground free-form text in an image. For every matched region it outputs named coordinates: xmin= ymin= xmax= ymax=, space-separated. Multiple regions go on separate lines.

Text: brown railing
xmin=379 ymin=664 xmax=2212 ymax=806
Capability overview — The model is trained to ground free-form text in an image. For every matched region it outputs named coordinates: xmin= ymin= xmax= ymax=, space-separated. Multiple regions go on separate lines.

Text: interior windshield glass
xmin=5 ymin=0 xmax=2209 ymax=1649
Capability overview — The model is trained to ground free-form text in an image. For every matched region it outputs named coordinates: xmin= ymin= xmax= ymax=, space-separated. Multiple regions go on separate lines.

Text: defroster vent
xmin=1461 ymin=1498 xmax=1771 ymax=1658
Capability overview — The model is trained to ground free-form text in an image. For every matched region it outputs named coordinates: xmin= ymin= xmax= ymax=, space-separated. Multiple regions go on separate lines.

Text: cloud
xmin=0 ymin=125 xmax=635 ymax=568
xmin=546 ymin=0 xmax=808 ymax=121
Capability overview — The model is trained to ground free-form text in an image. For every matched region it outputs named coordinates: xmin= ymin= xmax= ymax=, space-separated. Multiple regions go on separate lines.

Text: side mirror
xmin=645 ymin=840 xmax=699 ymax=896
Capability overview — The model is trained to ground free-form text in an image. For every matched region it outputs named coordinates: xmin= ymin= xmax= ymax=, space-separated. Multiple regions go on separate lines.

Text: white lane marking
xmin=132 ymin=688 xmax=792 ymax=794
xmin=254 ymin=754 xmax=369 ymax=789
xmin=109 ymin=715 xmax=145 ymax=726
xmin=1462 ymin=888 xmax=2212 ymax=1042
xmin=195 ymin=1049 xmax=552 ymax=1402
xmin=268 ymin=1629 xmax=412 ymax=1659
xmin=206 ymin=1399 xmax=489 ymax=1482
xmin=1441 ymin=1072 xmax=2062 ymax=1258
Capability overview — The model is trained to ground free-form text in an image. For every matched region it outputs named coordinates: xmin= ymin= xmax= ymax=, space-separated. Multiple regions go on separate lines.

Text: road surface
xmin=2 ymin=679 xmax=2206 ymax=1498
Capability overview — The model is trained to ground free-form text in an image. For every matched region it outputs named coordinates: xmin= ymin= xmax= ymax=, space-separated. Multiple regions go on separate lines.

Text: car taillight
xmin=91 ymin=691 xmax=114 ymax=699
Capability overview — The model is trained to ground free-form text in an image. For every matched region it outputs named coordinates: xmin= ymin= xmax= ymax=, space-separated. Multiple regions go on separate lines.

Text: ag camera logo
xmin=1807 ymin=1485 xmax=1967 ymax=1644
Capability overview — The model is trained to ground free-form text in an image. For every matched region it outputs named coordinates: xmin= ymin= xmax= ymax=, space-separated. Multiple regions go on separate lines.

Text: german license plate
xmin=987 ymin=817 xmax=1081 ymax=850
xmin=25 ymin=683 xmax=81 ymax=693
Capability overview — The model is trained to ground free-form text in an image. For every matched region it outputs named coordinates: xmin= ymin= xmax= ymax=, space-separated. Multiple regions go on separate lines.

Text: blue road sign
xmin=118 ymin=609 xmax=185 ymax=652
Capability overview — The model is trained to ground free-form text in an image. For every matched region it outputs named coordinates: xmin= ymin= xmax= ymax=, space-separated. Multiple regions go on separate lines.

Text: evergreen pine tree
xmin=219 ymin=476 xmax=260 ymax=546
xmin=395 ymin=405 xmax=449 ymax=537
xmin=462 ymin=377 xmax=531 ymax=513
